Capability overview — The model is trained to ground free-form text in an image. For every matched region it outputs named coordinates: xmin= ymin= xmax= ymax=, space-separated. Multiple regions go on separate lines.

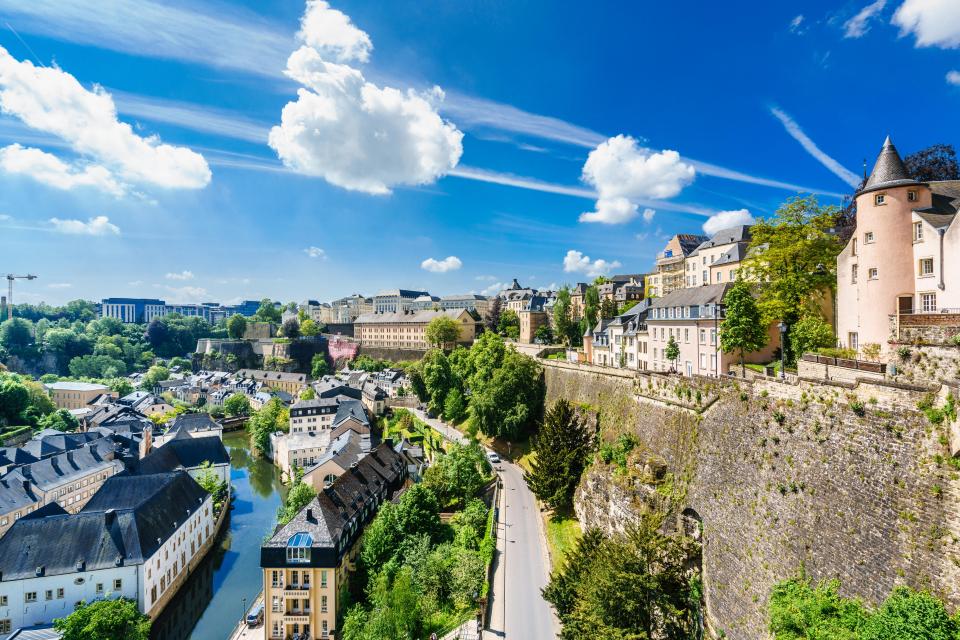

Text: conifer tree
xmin=526 ymin=399 xmax=593 ymax=512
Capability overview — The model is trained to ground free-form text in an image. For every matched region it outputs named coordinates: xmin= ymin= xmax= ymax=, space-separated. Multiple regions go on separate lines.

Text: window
xmin=919 ymin=258 xmax=934 ymax=276
xmin=700 ymin=329 xmax=706 ymax=344
xmin=56 ymin=588 xmax=64 ymax=599
xmin=851 ymin=238 xmax=857 ymax=256
xmin=321 ymin=595 xmax=328 ymax=613
xmin=45 ymin=590 xmax=52 ymax=601
xmin=25 ymin=592 xmax=37 ymax=603
xmin=851 ymin=264 xmax=858 ymax=283
xmin=0 ymin=621 xmax=9 ymax=634
xmin=716 ymin=270 xmax=722 ymax=282
xmin=0 ymin=596 xmax=6 ymax=606
xmin=908 ymin=190 xmax=919 ymax=202
xmin=272 ymin=595 xmax=281 ymax=612
xmin=874 ymin=194 xmax=885 ymax=206
xmin=321 ymin=570 xmax=328 ymax=588
xmin=710 ymin=329 xmax=717 ymax=345
xmin=96 ymin=583 xmax=104 ymax=595
xmin=864 ymin=231 xmax=875 ymax=243
xmin=114 ymin=579 xmax=122 ymax=591
xmin=922 ymin=293 xmax=937 ymax=312
xmin=848 ymin=332 xmax=859 ymax=350
xmin=868 ymin=268 xmax=878 ymax=280
xmin=913 ymin=222 xmax=923 ymax=241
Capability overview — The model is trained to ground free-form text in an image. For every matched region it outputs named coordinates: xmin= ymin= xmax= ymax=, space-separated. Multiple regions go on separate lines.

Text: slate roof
xmin=7 ymin=439 xmax=121 ymax=493
xmin=0 ymin=472 xmax=208 ymax=580
xmin=0 ymin=476 xmax=38 ymax=513
xmin=648 ymin=283 xmax=730 ymax=308
xmin=303 ymin=431 xmax=366 ymax=476
xmin=712 ymin=242 xmax=749 ymax=266
xmin=0 ymin=447 xmax=38 ymax=468
xmin=44 ymin=381 xmax=108 ymax=392
xmin=236 ymin=369 xmax=308 ymax=384
xmin=137 ymin=434 xmax=229 ymax=475
xmin=20 ymin=431 xmax=102 ymax=459
xmin=167 ymin=412 xmax=220 ymax=434
xmin=373 ymin=289 xmax=430 ymax=298
xmin=354 ymin=309 xmax=470 ymax=324
xmin=859 ymin=136 xmax=919 ymax=195
xmin=333 ymin=399 xmax=370 ymax=429
xmin=914 ymin=181 xmax=960 ymax=228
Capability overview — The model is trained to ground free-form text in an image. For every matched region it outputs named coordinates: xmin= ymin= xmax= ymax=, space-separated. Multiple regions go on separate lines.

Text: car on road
xmin=486 ymin=451 xmax=501 ymax=464
xmin=246 ymin=603 xmax=264 ymax=627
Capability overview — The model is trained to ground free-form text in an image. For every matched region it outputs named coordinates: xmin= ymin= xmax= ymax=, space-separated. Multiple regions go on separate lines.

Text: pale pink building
xmin=837 ymin=137 xmax=960 ymax=353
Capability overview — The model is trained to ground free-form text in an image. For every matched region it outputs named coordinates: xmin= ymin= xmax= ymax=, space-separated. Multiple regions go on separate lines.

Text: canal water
xmin=151 ymin=430 xmax=287 ymax=640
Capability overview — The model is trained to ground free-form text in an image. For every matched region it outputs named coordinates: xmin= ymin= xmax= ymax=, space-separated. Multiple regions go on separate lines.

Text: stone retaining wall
xmin=548 ymin=362 xmax=960 ymax=639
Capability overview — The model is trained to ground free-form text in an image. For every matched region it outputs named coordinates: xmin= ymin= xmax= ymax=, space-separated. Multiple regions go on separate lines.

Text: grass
xmin=544 ymin=514 xmax=581 ymax=570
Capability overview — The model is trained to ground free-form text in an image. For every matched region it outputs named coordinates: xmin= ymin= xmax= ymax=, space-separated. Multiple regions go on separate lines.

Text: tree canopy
xmin=720 ymin=279 xmax=768 ymax=377
xmin=526 ymin=399 xmax=594 ymax=512
xmin=226 ymin=314 xmax=247 ymax=339
xmin=425 ymin=315 xmax=461 ymax=349
xmin=54 ymin=598 xmax=151 ymax=640
xmin=904 ymin=143 xmax=959 ymax=183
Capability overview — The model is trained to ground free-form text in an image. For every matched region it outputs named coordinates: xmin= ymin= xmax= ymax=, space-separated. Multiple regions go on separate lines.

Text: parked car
xmin=487 ymin=451 xmax=501 ymax=464
xmin=246 ymin=603 xmax=264 ymax=627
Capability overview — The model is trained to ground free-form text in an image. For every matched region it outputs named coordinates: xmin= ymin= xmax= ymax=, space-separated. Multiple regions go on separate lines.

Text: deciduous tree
xmin=226 ymin=314 xmax=247 ymax=339
xmin=425 ymin=315 xmax=461 ymax=349
xmin=904 ymin=143 xmax=959 ymax=182
xmin=720 ymin=280 xmax=768 ymax=377
xmin=54 ymin=598 xmax=151 ymax=640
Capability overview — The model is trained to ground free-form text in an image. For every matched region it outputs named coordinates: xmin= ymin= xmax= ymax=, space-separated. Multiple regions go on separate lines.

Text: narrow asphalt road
xmin=410 ymin=409 xmax=558 ymax=640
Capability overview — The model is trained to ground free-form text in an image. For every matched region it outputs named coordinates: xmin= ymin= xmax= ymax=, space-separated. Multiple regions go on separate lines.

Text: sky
xmin=0 ymin=0 xmax=958 ymax=306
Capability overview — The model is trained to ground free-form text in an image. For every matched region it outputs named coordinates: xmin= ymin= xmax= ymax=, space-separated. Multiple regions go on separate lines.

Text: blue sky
xmin=0 ymin=0 xmax=958 ymax=306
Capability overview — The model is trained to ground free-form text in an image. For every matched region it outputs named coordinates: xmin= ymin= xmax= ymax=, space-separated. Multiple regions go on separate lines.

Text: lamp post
xmin=241 ymin=596 xmax=246 ymax=626
xmin=778 ymin=322 xmax=787 ymax=380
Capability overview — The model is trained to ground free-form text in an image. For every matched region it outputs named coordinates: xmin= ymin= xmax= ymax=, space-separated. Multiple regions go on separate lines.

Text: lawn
xmin=544 ymin=514 xmax=581 ymax=570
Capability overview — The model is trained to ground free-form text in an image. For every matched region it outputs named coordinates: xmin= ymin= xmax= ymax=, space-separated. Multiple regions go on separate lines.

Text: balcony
xmin=284 ymin=587 xmax=310 ymax=598
xmin=283 ymin=612 xmax=311 ymax=623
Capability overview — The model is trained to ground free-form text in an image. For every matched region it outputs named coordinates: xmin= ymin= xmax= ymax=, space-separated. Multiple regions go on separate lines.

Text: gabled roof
xmin=0 ymin=472 xmax=208 ymax=580
xmin=858 ymin=136 xmax=919 ymax=195
xmin=167 ymin=412 xmax=220 ymax=434
xmin=137 ymin=434 xmax=229 ymax=474
xmin=649 ymin=283 xmax=730 ymax=308
xmin=7 ymin=439 xmax=120 ymax=492
xmin=0 ymin=447 xmax=38 ymax=468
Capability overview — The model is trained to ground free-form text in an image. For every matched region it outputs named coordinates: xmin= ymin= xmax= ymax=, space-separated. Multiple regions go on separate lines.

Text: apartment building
xmin=646 ymin=284 xmax=777 ymax=377
xmin=372 ymin=289 xmax=429 ymax=314
xmin=260 ymin=443 xmax=407 ymax=640
xmin=683 ymin=225 xmax=753 ymax=287
xmin=0 ymin=472 xmax=215 ymax=637
xmin=354 ymin=309 xmax=476 ymax=350
xmin=648 ymin=234 xmax=708 ymax=297
xmin=837 ymin=136 xmax=960 ymax=352
xmin=568 ymin=283 xmax=588 ymax=321
xmin=585 ymin=301 xmax=651 ymax=370
xmin=44 ymin=382 xmax=113 ymax=411
xmin=235 ymin=370 xmax=308 ymax=396
xmin=273 ymin=398 xmax=371 ymax=480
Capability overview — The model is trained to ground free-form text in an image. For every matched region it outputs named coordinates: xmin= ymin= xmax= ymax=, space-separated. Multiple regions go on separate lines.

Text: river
xmin=151 ymin=430 xmax=287 ymax=640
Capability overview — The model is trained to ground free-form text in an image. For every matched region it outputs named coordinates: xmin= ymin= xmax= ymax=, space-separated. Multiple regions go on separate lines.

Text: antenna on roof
xmin=863 ymin=158 xmax=867 ymax=180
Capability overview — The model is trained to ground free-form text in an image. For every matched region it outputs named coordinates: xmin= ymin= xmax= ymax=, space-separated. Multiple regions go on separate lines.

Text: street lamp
xmin=778 ymin=322 xmax=787 ymax=380
xmin=241 ymin=596 xmax=246 ymax=625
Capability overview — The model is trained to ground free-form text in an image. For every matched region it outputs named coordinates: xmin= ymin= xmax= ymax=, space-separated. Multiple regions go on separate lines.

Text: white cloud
xmin=475 ymin=274 xmax=497 ymax=282
xmin=298 ymin=0 xmax=372 ymax=63
xmin=789 ymin=15 xmax=807 ymax=34
xmin=165 ymin=270 xmax=194 ymax=281
xmin=702 ymin=209 xmax=756 ymax=236
xmin=268 ymin=5 xmax=463 ymax=195
xmin=0 ymin=143 xmax=125 ymax=195
xmin=562 ymin=250 xmax=622 ymax=278
xmin=0 ymin=214 xmax=10 ymax=221
xmin=844 ymin=0 xmax=887 ymax=38
xmin=579 ymin=135 xmax=695 ymax=224
xmin=892 ymin=0 xmax=960 ymax=48
xmin=480 ymin=282 xmax=505 ymax=297
xmin=0 ymin=47 xmax=210 ymax=192
xmin=47 ymin=283 xmax=72 ymax=289
xmin=159 ymin=285 xmax=208 ymax=302
xmin=421 ymin=256 xmax=462 ymax=273
xmin=948 ymin=70 xmax=960 ymax=85
xmin=770 ymin=107 xmax=860 ymax=187
xmin=49 ymin=216 xmax=120 ymax=236
xmin=304 ymin=246 xmax=327 ymax=259
xmin=641 ymin=207 xmax=656 ymax=223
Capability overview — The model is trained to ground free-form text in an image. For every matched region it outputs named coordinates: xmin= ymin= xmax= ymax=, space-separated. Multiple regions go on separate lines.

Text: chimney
xmin=306 ymin=508 xmax=313 ymax=521
xmin=104 ymin=508 xmax=116 ymax=525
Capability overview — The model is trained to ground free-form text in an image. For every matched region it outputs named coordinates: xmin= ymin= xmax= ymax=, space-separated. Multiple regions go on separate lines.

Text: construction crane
xmin=4 ymin=274 xmax=38 ymax=321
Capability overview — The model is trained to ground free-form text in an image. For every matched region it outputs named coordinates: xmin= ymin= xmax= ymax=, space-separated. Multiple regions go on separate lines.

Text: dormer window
xmin=286 ymin=532 xmax=312 ymax=563
xmin=907 ymin=190 xmax=918 ymax=202
xmin=874 ymin=194 xmax=886 ymax=206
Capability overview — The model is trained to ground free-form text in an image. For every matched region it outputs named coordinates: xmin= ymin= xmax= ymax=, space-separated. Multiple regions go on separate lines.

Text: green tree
xmin=226 ymin=314 xmax=247 ymax=339
xmin=39 ymin=408 xmax=80 ymax=432
xmin=422 ymin=442 xmax=491 ymax=509
xmin=498 ymin=309 xmax=520 ymax=339
xmin=425 ymin=315 xmax=461 ymax=349
xmin=0 ymin=317 xmax=33 ymax=353
xmin=247 ymin=397 xmax=288 ymax=456
xmin=768 ymin=576 xmax=866 ymax=640
xmin=68 ymin=354 xmax=127 ymax=379
xmin=253 ymin=299 xmax=283 ymax=324
xmin=469 ymin=348 xmax=544 ymax=440
xmin=599 ymin=297 xmax=618 ymax=320
xmin=54 ymin=598 xmax=151 ymax=640
xmin=664 ymin=336 xmax=680 ymax=372
xmin=276 ymin=478 xmax=317 ymax=525
xmin=300 ymin=318 xmax=322 ymax=336
xmin=720 ymin=280 xmax=769 ymax=377
xmin=421 ymin=349 xmax=454 ymax=415
xmin=485 ymin=296 xmax=502 ymax=333
xmin=194 ymin=461 xmax=228 ymax=511
xmin=790 ymin=313 xmax=836 ymax=361
xmin=223 ymin=393 xmax=251 ymax=417
xmin=744 ymin=195 xmax=841 ymax=362
xmin=442 ymin=387 xmax=467 ymax=423
xmin=299 ymin=386 xmax=316 ymax=400
xmin=0 ymin=376 xmax=30 ymax=425
xmin=280 ymin=318 xmax=300 ymax=339
xmin=553 ymin=287 xmax=576 ymax=346
xmin=534 ymin=323 xmax=554 ymax=344
xmin=543 ymin=528 xmax=607 ymax=619
xmin=311 ymin=353 xmax=330 ymax=379
xmin=861 ymin=587 xmax=959 ymax=640
xmin=583 ymin=285 xmax=601 ymax=328
xmin=140 ymin=365 xmax=170 ymax=390
xmin=109 ymin=378 xmax=135 ymax=397
xmin=526 ymin=399 xmax=593 ymax=512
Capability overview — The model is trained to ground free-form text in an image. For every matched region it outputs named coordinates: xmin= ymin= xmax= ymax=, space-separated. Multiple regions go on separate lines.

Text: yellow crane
xmin=4 ymin=274 xmax=38 ymax=320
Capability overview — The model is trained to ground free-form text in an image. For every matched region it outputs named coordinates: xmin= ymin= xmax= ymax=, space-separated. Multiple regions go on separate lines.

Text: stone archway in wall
xmin=681 ymin=507 xmax=706 ymax=640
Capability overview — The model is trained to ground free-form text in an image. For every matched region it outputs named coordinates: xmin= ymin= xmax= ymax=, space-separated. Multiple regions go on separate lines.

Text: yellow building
xmin=235 ymin=369 xmax=309 ymax=395
xmin=260 ymin=443 xmax=408 ymax=639
xmin=44 ymin=381 xmax=114 ymax=410
xmin=353 ymin=308 xmax=476 ymax=350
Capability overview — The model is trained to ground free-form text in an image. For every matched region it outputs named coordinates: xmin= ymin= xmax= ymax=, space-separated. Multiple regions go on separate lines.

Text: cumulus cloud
xmin=844 ymin=0 xmax=887 ymax=38
xmin=165 ymin=270 xmax=194 ymax=281
xmin=578 ymin=135 xmax=695 ymax=224
xmin=789 ymin=15 xmax=807 ymax=34
xmin=892 ymin=0 xmax=960 ymax=48
xmin=641 ymin=208 xmax=656 ymax=223
xmin=298 ymin=0 xmax=372 ymax=62
xmin=475 ymin=274 xmax=497 ymax=282
xmin=702 ymin=209 xmax=756 ymax=236
xmin=159 ymin=285 xmax=208 ymax=302
xmin=562 ymin=250 xmax=622 ymax=278
xmin=49 ymin=216 xmax=120 ymax=236
xmin=949 ymin=70 xmax=960 ymax=85
xmin=0 ymin=144 xmax=125 ymax=195
xmin=0 ymin=46 xmax=210 ymax=192
xmin=480 ymin=282 xmax=505 ymax=297
xmin=268 ymin=2 xmax=463 ymax=195
xmin=421 ymin=256 xmax=462 ymax=273
xmin=304 ymin=246 xmax=327 ymax=258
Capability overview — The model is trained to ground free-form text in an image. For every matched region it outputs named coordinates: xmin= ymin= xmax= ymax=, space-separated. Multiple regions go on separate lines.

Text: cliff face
xmin=547 ymin=363 xmax=960 ymax=639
